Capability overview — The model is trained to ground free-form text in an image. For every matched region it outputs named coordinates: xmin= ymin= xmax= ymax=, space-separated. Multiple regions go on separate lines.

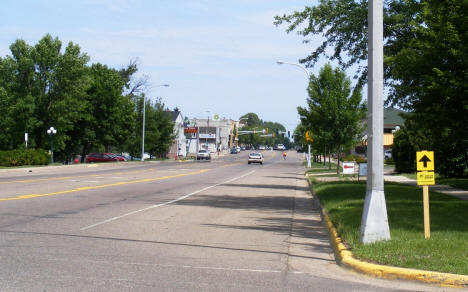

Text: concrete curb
xmin=306 ymin=176 xmax=468 ymax=288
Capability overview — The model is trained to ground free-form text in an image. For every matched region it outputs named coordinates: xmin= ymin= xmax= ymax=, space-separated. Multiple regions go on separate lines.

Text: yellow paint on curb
xmin=306 ymin=176 xmax=468 ymax=288
xmin=0 ymin=169 xmax=209 ymax=202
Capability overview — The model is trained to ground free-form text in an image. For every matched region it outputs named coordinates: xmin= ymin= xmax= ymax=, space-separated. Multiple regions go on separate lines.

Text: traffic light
xmin=288 ymin=131 xmax=290 ymax=138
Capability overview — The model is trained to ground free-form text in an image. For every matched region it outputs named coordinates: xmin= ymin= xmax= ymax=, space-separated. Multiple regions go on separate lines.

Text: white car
xmin=276 ymin=144 xmax=286 ymax=150
xmin=384 ymin=149 xmax=392 ymax=159
xmin=197 ymin=150 xmax=211 ymax=160
xmin=248 ymin=152 xmax=264 ymax=165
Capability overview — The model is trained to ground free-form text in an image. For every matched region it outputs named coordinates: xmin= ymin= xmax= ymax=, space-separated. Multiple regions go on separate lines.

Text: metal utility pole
xmin=360 ymin=0 xmax=391 ymax=244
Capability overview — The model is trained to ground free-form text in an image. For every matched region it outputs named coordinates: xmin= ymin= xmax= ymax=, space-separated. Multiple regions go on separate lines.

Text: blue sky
xmin=0 ymin=0 xmax=328 ymax=132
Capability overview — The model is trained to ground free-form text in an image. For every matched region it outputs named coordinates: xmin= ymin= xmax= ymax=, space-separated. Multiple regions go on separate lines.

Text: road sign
xmin=305 ymin=131 xmax=313 ymax=143
xmin=342 ymin=162 xmax=355 ymax=174
xmin=417 ymin=171 xmax=435 ymax=186
xmin=416 ymin=151 xmax=434 ymax=171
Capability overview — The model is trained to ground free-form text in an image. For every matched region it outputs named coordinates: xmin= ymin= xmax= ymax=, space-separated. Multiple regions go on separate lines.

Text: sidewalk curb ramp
xmin=306 ymin=175 xmax=468 ymax=288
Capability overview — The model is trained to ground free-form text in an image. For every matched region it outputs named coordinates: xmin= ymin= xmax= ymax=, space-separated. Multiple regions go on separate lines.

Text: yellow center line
xmin=0 ymin=167 xmax=161 ymax=185
xmin=0 ymin=169 xmax=210 ymax=202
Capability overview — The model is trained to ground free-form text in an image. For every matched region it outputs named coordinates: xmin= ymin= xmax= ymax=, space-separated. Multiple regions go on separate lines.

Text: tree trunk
xmin=328 ymin=152 xmax=331 ymax=169
xmin=336 ymin=150 xmax=341 ymax=175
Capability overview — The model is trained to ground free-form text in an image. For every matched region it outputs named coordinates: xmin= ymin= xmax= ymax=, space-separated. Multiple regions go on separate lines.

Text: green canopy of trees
xmin=276 ymin=0 xmax=467 ymax=177
xmin=298 ymin=64 xmax=366 ymax=174
xmin=0 ymin=34 xmax=174 ymax=162
xmin=238 ymin=113 xmax=291 ymax=148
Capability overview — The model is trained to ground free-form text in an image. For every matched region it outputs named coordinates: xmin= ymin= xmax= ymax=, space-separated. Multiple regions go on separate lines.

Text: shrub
xmin=342 ymin=154 xmax=367 ymax=163
xmin=0 ymin=149 xmax=50 ymax=167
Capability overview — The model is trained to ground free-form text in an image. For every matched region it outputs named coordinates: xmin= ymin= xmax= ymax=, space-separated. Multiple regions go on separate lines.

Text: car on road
xmin=230 ymin=147 xmax=239 ymax=154
xmin=258 ymin=145 xmax=266 ymax=150
xmin=197 ymin=150 xmax=211 ymax=160
xmin=275 ymin=144 xmax=286 ymax=150
xmin=248 ymin=152 xmax=264 ymax=165
xmin=86 ymin=153 xmax=126 ymax=163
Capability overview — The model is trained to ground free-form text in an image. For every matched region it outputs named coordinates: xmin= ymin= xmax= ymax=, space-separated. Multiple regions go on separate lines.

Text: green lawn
xmin=437 ymin=178 xmax=468 ymax=190
xmin=310 ymin=179 xmax=468 ymax=275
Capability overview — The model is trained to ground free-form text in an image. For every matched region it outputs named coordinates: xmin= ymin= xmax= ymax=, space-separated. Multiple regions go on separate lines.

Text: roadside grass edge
xmin=306 ymin=176 xmax=468 ymax=288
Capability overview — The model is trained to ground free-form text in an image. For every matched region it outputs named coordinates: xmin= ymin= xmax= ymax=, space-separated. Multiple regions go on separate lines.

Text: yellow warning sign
xmin=305 ymin=131 xmax=313 ymax=143
xmin=417 ymin=151 xmax=434 ymax=171
xmin=417 ymin=171 xmax=435 ymax=186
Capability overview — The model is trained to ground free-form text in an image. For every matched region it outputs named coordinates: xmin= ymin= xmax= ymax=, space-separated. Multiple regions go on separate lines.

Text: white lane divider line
xmin=80 ymin=169 xmax=257 ymax=231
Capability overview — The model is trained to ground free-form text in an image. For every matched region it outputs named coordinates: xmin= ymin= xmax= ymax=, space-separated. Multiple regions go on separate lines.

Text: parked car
xmin=197 ymin=150 xmax=211 ymax=160
xmin=230 ymin=147 xmax=239 ymax=154
xmin=240 ymin=146 xmax=246 ymax=151
xmin=384 ymin=149 xmax=392 ymax=159
xmin=248 ymin=152 xmax=264 ymax=165
xmin=258 ymin=145 xmax=266 ymax=150
xmin=86 ymin=153 xmax=126 ymax=163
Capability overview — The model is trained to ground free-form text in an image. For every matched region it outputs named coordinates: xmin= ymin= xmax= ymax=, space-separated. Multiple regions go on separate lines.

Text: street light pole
xmin=141 ymin=84 xmax=169 ymax=161
xmin=360 ymin=0 xmax=390 ymax=244
xmin=276 ymin=60 xmax=312 ymax=168
xmin=47 ymin=126 xmax=57 ymax=164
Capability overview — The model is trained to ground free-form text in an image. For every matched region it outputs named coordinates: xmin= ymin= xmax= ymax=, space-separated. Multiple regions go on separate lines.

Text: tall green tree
xmin=276 ymin=0 xmax=467 ymax=176
xmin=86 ymin=63 xmax=135 ymax=154
xmin=298 ymin=64 xmax=366 ymax=174
xmin=144 ymin=98 xmax=174 ymax=158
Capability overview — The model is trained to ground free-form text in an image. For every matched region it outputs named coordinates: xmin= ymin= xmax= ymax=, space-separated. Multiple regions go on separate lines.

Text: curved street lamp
xmin=47 ymin=126 xmax=57 ymax=164
xmin=276 ymin=60 xmax=312 ymax=167
xmin=142 ymin=84 xmax=169 ymax=161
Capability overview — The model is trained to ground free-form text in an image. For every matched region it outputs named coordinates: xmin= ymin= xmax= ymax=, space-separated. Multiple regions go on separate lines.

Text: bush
xmin=385 ymin=157 xmax=395 ymax=165
xmin=341 ymin=154 xmax=367 ymax=163
xmin=0 ymin=149 xmax=50 ymax=167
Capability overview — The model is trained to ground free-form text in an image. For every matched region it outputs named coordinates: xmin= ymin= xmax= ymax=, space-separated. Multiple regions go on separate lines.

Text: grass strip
xmin=310 ymin=178 xmax=468 ymax=275
xmin=436 ymin=178 xmax=468 ymax=191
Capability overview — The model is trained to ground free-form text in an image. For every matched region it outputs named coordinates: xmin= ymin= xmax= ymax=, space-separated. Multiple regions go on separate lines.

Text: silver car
xmin=248 ymin=152 xmax=264 ymax=165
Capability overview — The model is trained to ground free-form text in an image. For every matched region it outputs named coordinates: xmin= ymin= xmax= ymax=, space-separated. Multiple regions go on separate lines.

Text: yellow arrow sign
xmin=416 ymin=151 xmax=434 ymax=171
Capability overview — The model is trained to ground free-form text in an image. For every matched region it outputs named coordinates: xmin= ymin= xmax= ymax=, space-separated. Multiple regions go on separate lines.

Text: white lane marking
xmin=80 ymin=169 xmax=257 ymax=231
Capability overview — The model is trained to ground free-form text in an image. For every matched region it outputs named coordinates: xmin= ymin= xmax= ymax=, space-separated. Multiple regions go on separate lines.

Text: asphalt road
xmin=0 ymin=151 xmax=447 ymax=291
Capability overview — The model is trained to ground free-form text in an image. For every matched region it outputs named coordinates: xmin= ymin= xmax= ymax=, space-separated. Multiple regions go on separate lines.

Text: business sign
xmin=212 ymin=113 xmax=220 ymax=121
xmin=199 ymin=133 xmax=216 ymax=139
xmin=184 ymin=127 xmax=198 ymax=134
xmin=417 ymin=151 xmax=434 ymax=172
xmin=342 ymin=162 xmax=355 ymax=174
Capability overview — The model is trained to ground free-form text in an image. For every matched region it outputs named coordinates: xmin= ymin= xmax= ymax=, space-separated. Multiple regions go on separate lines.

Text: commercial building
xmin=186 ymin=118 xmax=238 ymax=156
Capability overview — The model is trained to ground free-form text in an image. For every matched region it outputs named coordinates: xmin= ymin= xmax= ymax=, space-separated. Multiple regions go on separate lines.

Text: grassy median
xmin=310 ymin=179 xmax=468 ymax=275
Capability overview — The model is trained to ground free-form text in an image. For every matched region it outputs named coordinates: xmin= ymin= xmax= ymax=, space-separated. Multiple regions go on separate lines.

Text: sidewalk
xmin=384 ymin=174 xmax=468 ymax=201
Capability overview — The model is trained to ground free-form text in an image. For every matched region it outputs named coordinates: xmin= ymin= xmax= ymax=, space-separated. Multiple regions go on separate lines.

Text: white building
xmin=186 ymin=118 xmax=238 ymax=156
xmin=167 ymin=108 xmax=187 ymax=158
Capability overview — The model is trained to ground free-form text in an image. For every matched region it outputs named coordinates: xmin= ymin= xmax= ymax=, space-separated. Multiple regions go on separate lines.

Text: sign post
xmin=416 ymin=151 xmax=435 ymax=239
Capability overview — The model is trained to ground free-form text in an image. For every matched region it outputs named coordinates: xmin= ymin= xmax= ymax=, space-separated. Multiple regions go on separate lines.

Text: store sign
xmin=184 ymin=127 xmax=198 ymax=134
xmin=199 ymin=134 xmax=216 ymax=139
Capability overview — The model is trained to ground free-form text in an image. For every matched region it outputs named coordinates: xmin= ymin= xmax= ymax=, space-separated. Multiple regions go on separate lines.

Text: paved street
xmin=0 ymin=152 xmax=448 ymax=291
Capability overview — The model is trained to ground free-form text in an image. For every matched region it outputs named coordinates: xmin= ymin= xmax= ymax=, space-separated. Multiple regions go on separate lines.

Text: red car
xmin=86 ymin=153 xmax=126 ymax=163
